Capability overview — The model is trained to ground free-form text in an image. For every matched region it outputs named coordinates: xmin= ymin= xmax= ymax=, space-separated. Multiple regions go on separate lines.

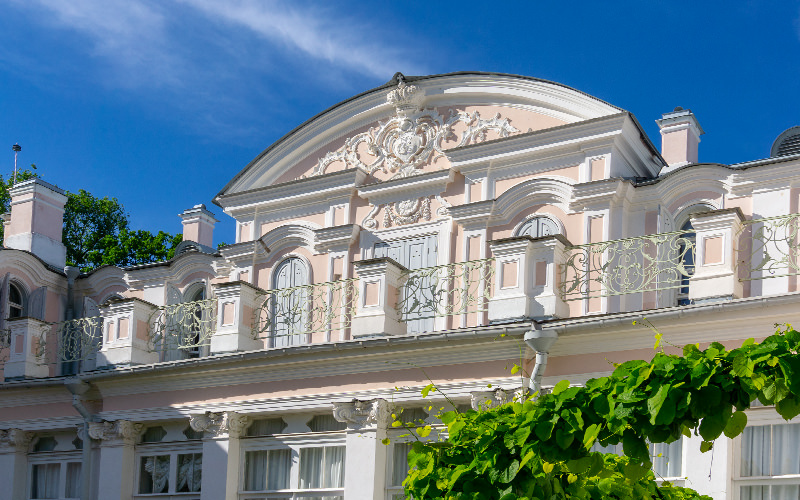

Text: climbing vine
xmin=402 ymin=325 xmax=800 ymax=499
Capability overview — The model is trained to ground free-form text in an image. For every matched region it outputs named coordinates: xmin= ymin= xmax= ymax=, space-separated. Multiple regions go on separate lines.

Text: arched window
xmin=271 ymin=257 xmax=309 ymax=347
xmin=515 ymin=216 xmax=560 ymax=239
xmin=8 ymin=281 xmax=26 ymax=319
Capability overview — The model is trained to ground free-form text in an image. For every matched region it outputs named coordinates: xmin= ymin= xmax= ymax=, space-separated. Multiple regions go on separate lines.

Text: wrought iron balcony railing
xmin=560 ymin=230 xmax=697 ymax=301
xmin=149 ymin=298 xmax=218 ymax=357
xmin=738 ymin=213 xmax=800 ymax=280
xmin=252 ymin=279 xmax=358 ymax=346
xmin=398 ymin=258 xmax=495 ymax=322
xmin=32 ymin=316 xmax=104 ymax=366
xmin=0 ymin=328 xmax=9 ymax=366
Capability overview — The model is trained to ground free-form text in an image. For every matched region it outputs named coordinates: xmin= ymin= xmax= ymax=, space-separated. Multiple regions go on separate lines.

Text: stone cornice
xmin=332 ymin=398 xmax=391 ymax=429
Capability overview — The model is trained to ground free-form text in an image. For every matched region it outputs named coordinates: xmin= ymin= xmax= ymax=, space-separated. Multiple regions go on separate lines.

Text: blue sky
xmin=2 ymin=1 xmax=799 ymax=245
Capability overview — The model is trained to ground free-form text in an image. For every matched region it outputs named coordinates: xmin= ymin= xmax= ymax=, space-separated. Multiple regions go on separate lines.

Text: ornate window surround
xmin=511 ymin=213 xmax=564 ymax=238
xmin=134 ymin=433 xmax=203 ymax=498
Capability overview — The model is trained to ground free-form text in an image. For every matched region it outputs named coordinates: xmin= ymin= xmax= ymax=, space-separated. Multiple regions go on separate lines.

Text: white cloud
xmin=176 ymin=0 xmax=419 ymax=79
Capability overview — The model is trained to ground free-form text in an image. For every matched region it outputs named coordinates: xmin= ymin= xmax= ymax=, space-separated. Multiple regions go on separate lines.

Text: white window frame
xmin=239 ymin=432 xmax=346 ymax=499
xmin=732 ymin=409 xmax=800 ymax=500
xmin=27 ymin=450 xmax=82 ymax=500
xmin=134 ymin=440 xmax=203 ymax=499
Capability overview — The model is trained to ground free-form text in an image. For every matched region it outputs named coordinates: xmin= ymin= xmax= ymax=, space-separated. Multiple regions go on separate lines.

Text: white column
xmin=352 ymin=259 xmax=407 ymax=337
xmin=333 ymin=399 xmax=390 ymax=500
xmin=90 ymin=420 xmax=143 ymax=500
xmin=190 ymin=412 xmax=250 ymax=500
xmin=688 ymin=208 xmax=744 ymax=303
xmin=0 ymin=429 xmax=34 ymax=500
xmin=211 ymin=282 xmax=263 ymax=354
xmin=4 ymin=317 xmax=49 ymax=378
xmin=98 ymin=299 xmax=159 ymax=367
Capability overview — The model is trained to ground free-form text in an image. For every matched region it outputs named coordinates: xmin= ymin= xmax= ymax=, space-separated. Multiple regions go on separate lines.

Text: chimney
xmin=179 ymin=204 xmax=218 ymax=248
xmin=656 ymin=107 xmax=704 ymax=173
xmin=3 ymin=178 xmax=67 ymax=268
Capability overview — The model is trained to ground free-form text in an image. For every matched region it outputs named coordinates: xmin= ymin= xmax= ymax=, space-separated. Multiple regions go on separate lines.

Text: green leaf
xmin=421 ymin=383 xmax=436 ymax=398
xmin=499 ymin=459 xmax=520 ymax=483
xmin=647 ymin=383 xmax=671 ymax=425
xmin=723 ymin=411 xmax=748 ymax=439
xmin=623 ymin=463 xmax=649 ymax=481
xmin=776 ymin=396 xmax=800 ymax=420
xmin=566 ymin=456 xmax=592 ymax=474
xmin=700 ymin=441 xmax=714 ymax=453
xmin=514 ymin=426 xmax=531 ymax=447
xmin=552 ymin=380 xmax=571 ymax=395
xmin=556 ymin=427 xmax=575 ymax=449
xmin=622 ymin=430 xmax=649 ymax=462
xmin=583 ymin=423 xmax=601 ymax=450
xmin=511 ymin=364 xmax=521 ymax=375
xmin=381 ymin=438 xmax=391 ymax=445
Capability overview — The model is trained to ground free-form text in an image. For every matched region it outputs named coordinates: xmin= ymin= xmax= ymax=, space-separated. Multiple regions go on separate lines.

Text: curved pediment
xmin=216 ymin=73 xmax=622 ymax=202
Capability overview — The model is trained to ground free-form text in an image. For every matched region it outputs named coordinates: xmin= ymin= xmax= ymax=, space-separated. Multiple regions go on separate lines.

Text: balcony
xmin=5 ymin=209 xmax=799 ymax=379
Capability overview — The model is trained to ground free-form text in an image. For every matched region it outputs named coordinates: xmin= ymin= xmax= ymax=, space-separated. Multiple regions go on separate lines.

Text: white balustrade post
xmin=91 ymin=420 xmax=143 ymax=500
xmin=352 ymin=258 xmax=407 ymax=338
xmin=333 ymin=399 xmax=390 ymax=500
xmin=688 ymin=208 xmax=744 ymax=303
xmin=97 ymin=299 xmax=159 ymax=368
xmin=0 ymin=429 xmax=34 ymax=500
xmin=4 ymin=317 xmax=50 ymax=378
xmin=191 ymin=411 xmax=249 ymax=500
xmin=488 ymin=235 xmax=570 ymax=322
xmin=211 ymin=281 xmax=263 ymax=354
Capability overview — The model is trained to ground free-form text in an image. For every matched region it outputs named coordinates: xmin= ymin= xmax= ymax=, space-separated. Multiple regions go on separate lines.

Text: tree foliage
xmin=403 ymin=325 xmax=800 ymax=499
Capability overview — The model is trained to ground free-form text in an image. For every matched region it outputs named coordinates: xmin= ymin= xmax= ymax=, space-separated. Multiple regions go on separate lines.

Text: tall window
xmin=241 ymin=415 xmax=346 ymax=499
xmin=271 ymin=257 xmax=309 ymax=347
xmin=9 ymin=281 xmax=26 ymax=318
xmin=386 ymin=442 xmax=413 ymax=500
xmin=591 ymin=439 xmax=683 ymax=481
xmin=135 ymin=423 xmax=203 ymax=499
xmin=737 ymin=422 xmax=800 ymax=499
xmin=28 ymin=433 xmax=82 ymax=500
xmin=515 ymin=215 xmax=560 ymax=239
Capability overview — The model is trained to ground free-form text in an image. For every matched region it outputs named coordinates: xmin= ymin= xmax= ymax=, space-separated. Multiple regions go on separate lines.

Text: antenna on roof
xmin=11 ymin=143 xmax=21 ymax=186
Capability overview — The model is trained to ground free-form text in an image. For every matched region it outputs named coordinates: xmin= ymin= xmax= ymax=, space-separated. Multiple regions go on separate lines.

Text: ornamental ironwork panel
xmin=738 ymin=214 xmax=800 ymax=280
xmin=252 ymin=279 xmax=358 ymax=346
xmin=559 ymin=231 xmax=696 ymax=300
xmin=47 ymin=316 xmax=103 ymax=364
xmin=398 ymin=258 xmax=495 ymax=321
xmin=149 ymin=298 xmax=218 ymax=354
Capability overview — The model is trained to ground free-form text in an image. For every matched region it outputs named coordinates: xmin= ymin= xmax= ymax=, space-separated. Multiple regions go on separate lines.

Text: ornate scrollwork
xmin=332 ymin=398 xmax=391 ymax=429
xmin=559 ymin=230 xmax=696 ymax=300
xmin=0 ymin=328 xmax=9 ymax=366
xmin=49 ymin=316 xmax=103 ymax=364
xmin=189 ymin=411 xmax=249 ymax=438
xmin=313 ymin=80 xmax=518 ymax=179
xmin=87 ymin=420 xmax=144 ymax=445
xmin=149 ymin=299 xmax=218 ymax=354
xmin=398 ymin=258 xmax=495 ymax=322
xmin=0 ymin=428 xmax=35 ymax=450
xmin=738 ymin=213 xmax=800 ymax=280
xmin=382 ymin=197 xmax=431 ymax=228
xmin=252 ymin=279 xmax=358 ymax=345
xmin=470 ymin=388 xmax=527 ymax=410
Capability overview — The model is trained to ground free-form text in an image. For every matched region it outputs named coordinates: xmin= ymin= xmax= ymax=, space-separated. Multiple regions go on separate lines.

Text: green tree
xmin=0 ymin=169 xmax=183 ymax=271
xmin=403 ymin=325 xmax=800 ymax=499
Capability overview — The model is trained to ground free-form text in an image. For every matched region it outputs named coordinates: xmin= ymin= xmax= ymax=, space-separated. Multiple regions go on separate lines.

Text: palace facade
xmin=1 ymin=72 xmax=799 ymax=500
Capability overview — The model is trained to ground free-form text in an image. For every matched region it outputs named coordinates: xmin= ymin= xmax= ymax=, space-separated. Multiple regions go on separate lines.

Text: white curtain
xmin=144 ymin=455 xmax=170 ymax=493
xmin=299 ymin=446 xmax=345 ymax=489
xmin=65 ymin=462 xmax=82 ymax=498
xmin=771 ymin=423 xmax=800 ymax=475
xmin=392 ymin=443 xmax=412 ymax=487
xmin=651 ymin=440 xmax=682 ymax=478
xmin=244 ymin=449 xmax=291 ymax=491
xmin=177 ymin=453 xmax=202 ymax=492
xmin=31 ymin=463 xmax=60 ymax=499
xmin=741 ymin=485 xmax=800 ymax=500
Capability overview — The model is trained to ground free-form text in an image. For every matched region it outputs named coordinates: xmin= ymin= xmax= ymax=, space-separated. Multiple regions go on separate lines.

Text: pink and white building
xmin=1 ymin=72 xmax=799 ymax=500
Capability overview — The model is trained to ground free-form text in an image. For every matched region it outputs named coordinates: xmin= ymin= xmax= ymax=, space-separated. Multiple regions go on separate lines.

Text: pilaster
xmin=352 ymin=258 xmax=407 ymax=337
xmin=211 ymin=281 xmax=263 ymax=354
xmin=333 ymin=399 xmax=391 ymax=500
xmin=0 ymin=429 xmax=35 ymax=500
xmin=98 ymin=298 xmax=159 ymax=367
xmin=90 ymin=420 xmax=143 ymax=500
xmin=688 ymin=208 xmax=744 ymax=303
xmin=3 ymin=317 xmax=49 ymax=379
xmin=190 ymin=411 xmax=250 ymax=500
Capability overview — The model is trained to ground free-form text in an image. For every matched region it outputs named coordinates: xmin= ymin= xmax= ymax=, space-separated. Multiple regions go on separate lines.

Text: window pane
xmin=65 ymin=462 xmax=81 ymax=498
xmin=741 ymin=425 xmax=770 ymax=477
xmin=139 ymin=455 xmax=170 ymax=493
xmin=741 ymin=485 xmax=767 ymax=500
xmin=177 ymin=453 xmax=202 ymax=492
xmin=31 ymin=463 xmax=60 ymax=499
xmin=392 ymin=443 xmax=412 ymax=486
xmin=308 ymin=414 xmax=346 ymax=432
xmin=651 ymin=440 xmax=682 ymax=478
xmin=771 ymin=423 xmax=800 ymax=476
xmin=244 ymin=449 xmax=291 ymax=491
xmin=299 ymin=446 xmax=345 ymax=489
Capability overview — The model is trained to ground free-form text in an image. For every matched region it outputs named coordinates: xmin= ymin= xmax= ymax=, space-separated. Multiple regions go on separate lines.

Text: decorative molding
xmin=189 ymin=411 xmax=250 ymax=438
xmin=332 ymin=398 xmax=391 ymax=429
xmin=382 ymin=197 xmax=431 ymax=228
xmin=470 ymin=387 xmax=527 ymax=410
xmin=0 ymin=428 xmax=34 ymax=452
xmin=87 ymin=420 xmax=143 ymax=445
xmin=314 ymin=79 xmax=518 ymax=179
